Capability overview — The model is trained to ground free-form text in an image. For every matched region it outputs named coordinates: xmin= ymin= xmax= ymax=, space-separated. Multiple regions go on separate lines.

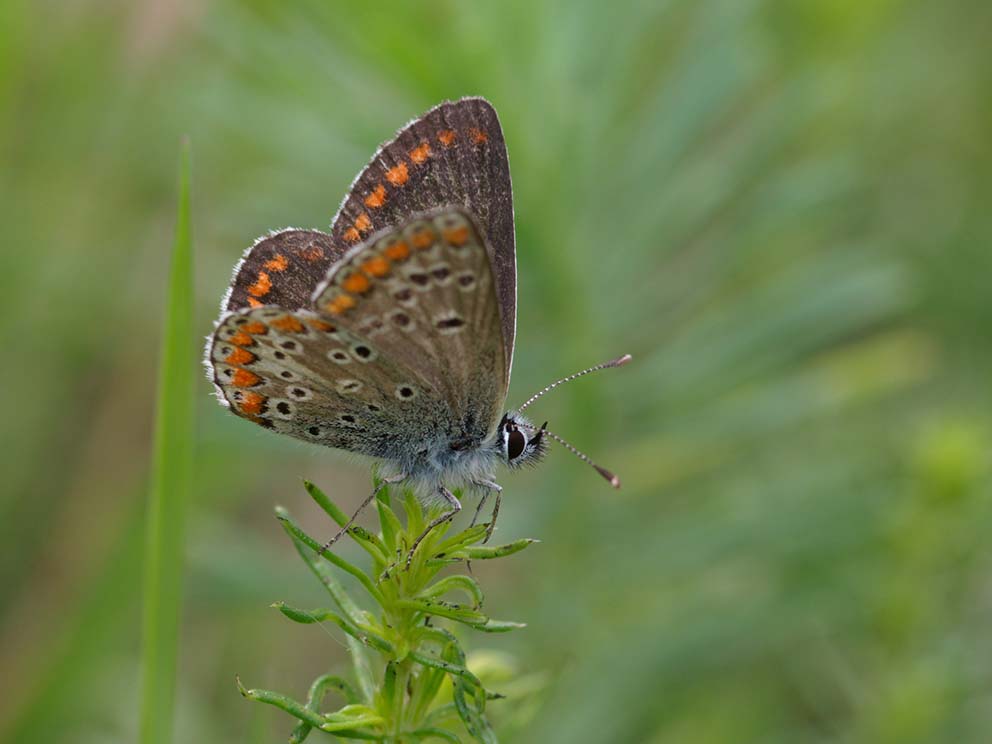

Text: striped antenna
xmin=517 ymin=354 xmax=632 ymax=413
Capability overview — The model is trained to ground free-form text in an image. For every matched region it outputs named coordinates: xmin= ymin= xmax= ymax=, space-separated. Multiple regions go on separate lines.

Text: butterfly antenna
xmin=517 ymin=354 xmax=632 ymax=413
xmin=516 ymin=421 xmax=621 ymax=489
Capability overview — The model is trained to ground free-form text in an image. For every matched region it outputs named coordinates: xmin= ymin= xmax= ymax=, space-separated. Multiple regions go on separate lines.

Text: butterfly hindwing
xmin=331 ymin=97 xmax=517 ymax=371
xmin=225 ymin=229 xmax=347 ymax=313
xmin=314 ymin=207 xmax=509 ymax=446
xmin=208 ymin=306 xmax=445 ymax=457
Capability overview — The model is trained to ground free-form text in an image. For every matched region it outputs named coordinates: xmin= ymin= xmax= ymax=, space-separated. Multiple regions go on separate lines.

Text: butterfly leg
xmin=470 ymin=479 xmax=503 ymax=543
xmin=405 ymin=486 xmax=461 ymax=569
xmin=318 ymin=474 xmax=407 ymax=557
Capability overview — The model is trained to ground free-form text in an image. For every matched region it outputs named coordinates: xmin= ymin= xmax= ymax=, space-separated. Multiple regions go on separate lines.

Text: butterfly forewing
xmin=331 ymin=98 xmax=517 ymax=371
xmin=225 ymin=229 xmax=346 ymax=313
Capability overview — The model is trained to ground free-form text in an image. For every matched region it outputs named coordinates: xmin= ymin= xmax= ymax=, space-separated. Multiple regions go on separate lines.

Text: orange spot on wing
xmin=271 ymin=315 xmax=305 ymax=333
xmin=232 ymin=369 xmax=262 ymax=387
xmin=443 ymin=226 xmax=470 ymax=246
xmin=354 ymin=213 xmax=372 ymax=233
xmin=437 ymin=130 xmax=456 ymax=146
xmin=239 ymin=391 xmax=267 ymax=415
xmin=225 ymin=347 xmax=256 ymax=365
xmin=247 ymin=297 xmax=263 ymax=309
xmin=342 ymin=272 xmax=371 ymax=294
xmin=306 ymin=318 xmax=336 ymax=332
xmin=241 ymin=321 xmax=268 ymax=335
xmin=361 ymin=256 xmax=391 ymax=278
xmin=409 ymin=142 xmax=431 ymax=164
xmin=229 ymin=331 xmax=254 ymax=346
xmin=412 ymin=229 xmax=436 ymax=249
xmin=324 ymin=294 xmax=357 ymax=315
xmin=265 ymin=254 xmax=289 ymax=271
xmin=301 ymin=244 xmax=324 ymax=261
xmin=343 ymin=227 xmax=361 ymax=243
xmin=384 ymin=241 xmax=410 ymax=261
xmin=364 ymin=184 xmax=387 ymax=209
xmin=385 ymin=162 xmax=409 ymax=186
xmin=248 ymin=271 xmax=272 ymax=297
xmin=468 ymin=127 xmax=488 ymax=145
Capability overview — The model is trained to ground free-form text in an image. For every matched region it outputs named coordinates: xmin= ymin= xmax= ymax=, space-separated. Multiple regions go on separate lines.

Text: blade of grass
xmin=139 ymin=138 xmax=194 ymax=744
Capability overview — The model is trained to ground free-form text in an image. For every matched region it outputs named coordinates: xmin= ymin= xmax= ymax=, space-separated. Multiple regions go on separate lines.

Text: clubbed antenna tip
xmin=595 ymin=465 xmax=621 ymax=489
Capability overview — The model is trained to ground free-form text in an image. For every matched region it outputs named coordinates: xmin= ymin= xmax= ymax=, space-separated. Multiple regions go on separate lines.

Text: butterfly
xmin=205 ymin=97 xmax=629 ymax=559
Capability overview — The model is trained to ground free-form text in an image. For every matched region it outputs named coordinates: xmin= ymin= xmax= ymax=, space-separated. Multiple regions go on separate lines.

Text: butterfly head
xmin=498 ymin=412 xmax=548 ymax=469
xmin=499 ymin=354 xmax=633 ymax=487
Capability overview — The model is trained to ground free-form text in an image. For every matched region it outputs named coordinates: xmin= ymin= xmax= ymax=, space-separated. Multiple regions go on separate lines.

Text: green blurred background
xmin=3 ymin=0 xmax=991 ymax=741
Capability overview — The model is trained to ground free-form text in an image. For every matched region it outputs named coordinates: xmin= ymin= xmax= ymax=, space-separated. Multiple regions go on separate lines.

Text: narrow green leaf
xmin=416 ymin=626 xmax=462 ymax=649
xmin=408 ymin=650 xmax=483 ymax=689
xmin=395 ymin=599 xmax=488 ymax=626
xmin=309 ymin=674 xmax=360 ymax=706
xmin=277 ymin=507 xmax=385 ymax=606
xmin=140 ymin=139 xmax=194 ymax=744
xmin=237 ymin=676 xmax=327 ymax=729
xmin=303 ymin=479 xmax=349 ymax=525
xmin=328 ymin=704 xmax=383 ymax=719
xmin=320 ymin=703 xmax=385 ymax=732
xmin=348 ymin=525 xmax=389 ymax=567
xmin=380 ymin=661 xmax=398 ymax=713
xmin=433 ymin=524 xmax=489 ymax=557
xmin=419 ymin=575 xmax=484 ymax=609
xmin=273 ymin=601 xmax=328 ymax=625
xmin=438 ymin=641 xmax=490 ymax=718
xmin=376 ymin=490 xmax=402 ymax=554
xmin=441 ymin=646 xmax=495 ymax=744
xmin=456 ymin=538 xmax=539 ymax=560
xmin=290 ymin=675 xmax=361 ymax=743
xmin=450 ymin=673 xmax=493 ymax=744
xmin=272 ymin=602 xmax=393 ymax=652
xmin=450 ymin=678 xmax=477 ymax=741
xmin=302 ymin=481 xmax=388 ymax=563
xmin=407 ymin=661 xmax=448 ymax=724
xmin=467 ymin=619 xmax=527 ymax=633
xmin=348 ymin=635 xmax=376 ymax=704
xmin=403 ymin=489 xmax=425 ymax=536
xmin=285 ymin=529 xmax=366 ymax=628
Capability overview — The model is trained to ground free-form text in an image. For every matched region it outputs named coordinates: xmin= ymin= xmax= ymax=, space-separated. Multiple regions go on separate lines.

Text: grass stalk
xmin=139 ymin=139 xmax=195 ymax=744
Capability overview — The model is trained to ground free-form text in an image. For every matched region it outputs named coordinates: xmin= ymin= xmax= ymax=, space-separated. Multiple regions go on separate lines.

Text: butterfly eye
xmin=507 ymin=429 xmax=526 ymax=460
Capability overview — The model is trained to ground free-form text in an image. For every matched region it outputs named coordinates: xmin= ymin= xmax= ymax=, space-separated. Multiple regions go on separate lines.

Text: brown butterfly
xmin=206 ymin=98 xmax=629 ymax=558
